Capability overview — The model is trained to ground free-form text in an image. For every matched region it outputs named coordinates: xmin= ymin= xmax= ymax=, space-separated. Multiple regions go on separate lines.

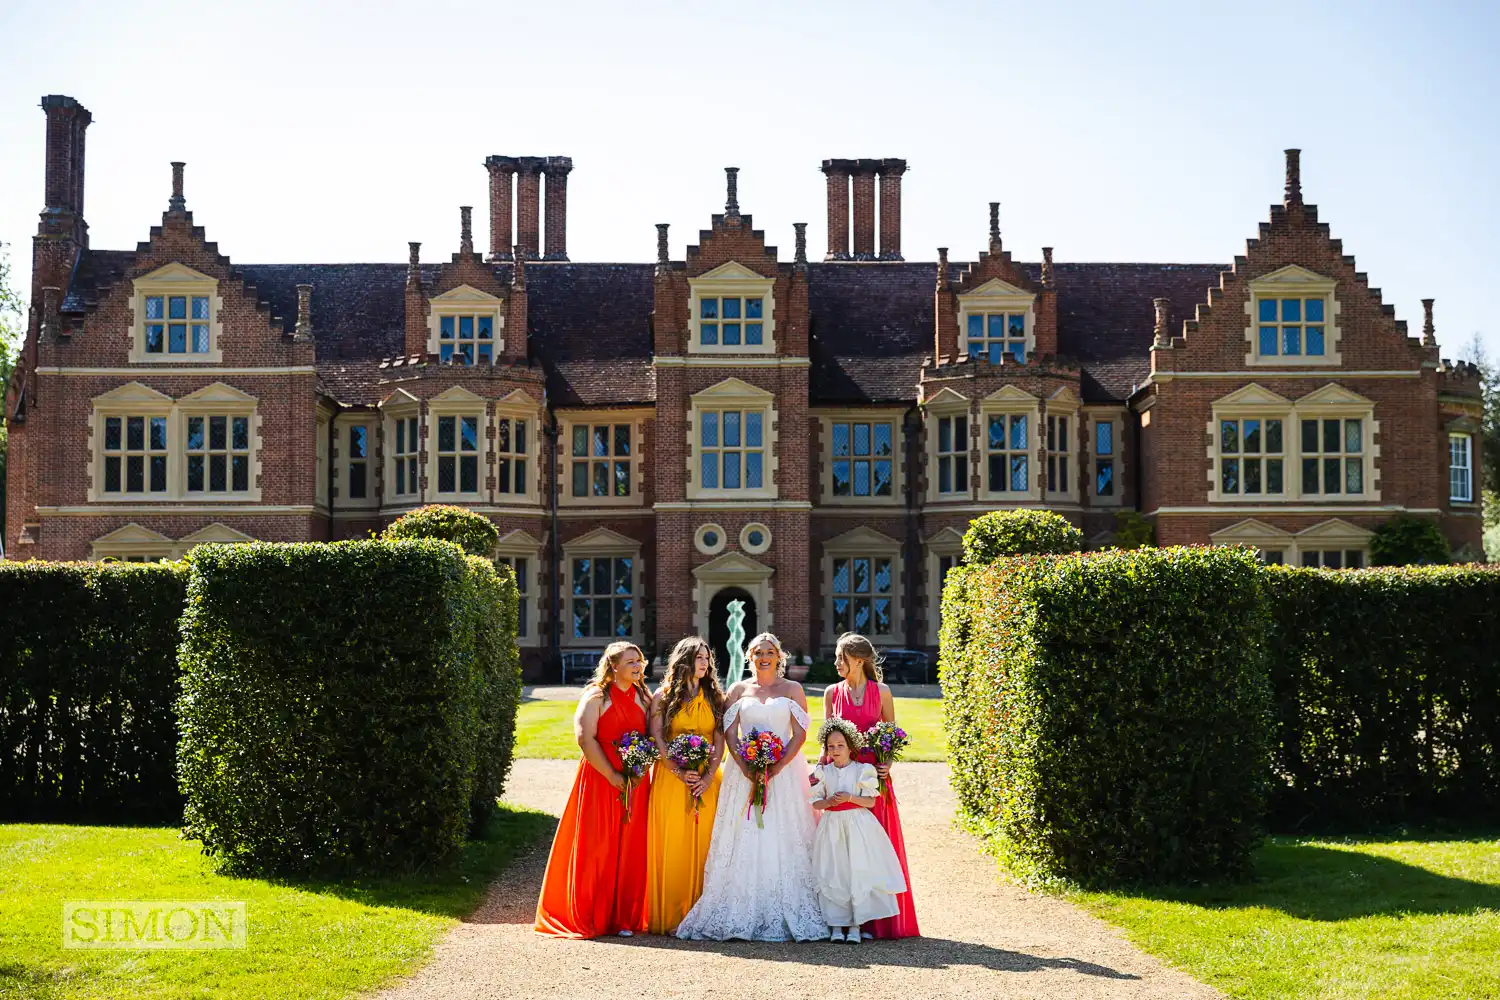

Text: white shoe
xmin=829 ymin=927 xmax=845 ymax=942
xmin=846 ymin=931 xmax=861 ymax=945
xmin=617 ymin=929 xmax=633 ymax=938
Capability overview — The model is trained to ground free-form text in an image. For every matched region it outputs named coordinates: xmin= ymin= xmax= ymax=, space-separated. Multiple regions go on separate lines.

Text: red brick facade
xmin=5 ymin=97 xmax=1484 ymax=678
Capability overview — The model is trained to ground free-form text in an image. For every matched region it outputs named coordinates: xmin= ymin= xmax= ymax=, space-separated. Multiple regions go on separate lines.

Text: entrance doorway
xmin=708 ymin=587 xmax=757 ymax=687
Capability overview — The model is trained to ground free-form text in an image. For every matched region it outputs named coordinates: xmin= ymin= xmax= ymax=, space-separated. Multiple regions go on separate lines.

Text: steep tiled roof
xmin=65 ymin=250 xmax=1226 ymax=406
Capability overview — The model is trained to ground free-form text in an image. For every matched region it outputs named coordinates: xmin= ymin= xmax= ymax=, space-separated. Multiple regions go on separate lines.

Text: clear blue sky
xmin=2 ymin=0 xmax=1497 ymax=359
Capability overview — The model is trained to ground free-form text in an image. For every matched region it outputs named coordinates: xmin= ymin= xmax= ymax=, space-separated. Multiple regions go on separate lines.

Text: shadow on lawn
xmin=1127 ymin=840 xmax=1500 ymax=921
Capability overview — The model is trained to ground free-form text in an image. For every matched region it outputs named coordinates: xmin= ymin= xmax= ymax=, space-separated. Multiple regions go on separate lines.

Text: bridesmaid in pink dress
xmin=822 ymin=632 xmax=920 ymax=939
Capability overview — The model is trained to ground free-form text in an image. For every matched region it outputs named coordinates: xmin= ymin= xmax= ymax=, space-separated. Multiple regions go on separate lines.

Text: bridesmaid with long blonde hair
xmin=645 ymin=636 xmax=727 ymax=933
xmin=535 ymin=641 xmax=654 ymax=938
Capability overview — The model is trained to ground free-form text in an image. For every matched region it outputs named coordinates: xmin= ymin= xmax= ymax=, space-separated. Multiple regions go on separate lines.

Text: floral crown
xmin=817 ymin=717 xmax=864 ymax=751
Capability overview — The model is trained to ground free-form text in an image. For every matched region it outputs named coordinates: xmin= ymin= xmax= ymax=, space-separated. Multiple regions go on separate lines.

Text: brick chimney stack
xmin=168 ymin=161 xmax=186 ymax=213
xmin=988 ymin=202 xmax=1001 ymax=252
xmin=515 ymin=159 xmax=543 ymax=259
xmin=794 ymin=222 xmax=808 ymax=267
xmin=1422 ymin=298 xmax=1436 ymax=347
xmin=543 ymin=157 xmax=571 ymax=260
xmin=822 ymin=160 xmax=851 ymax=260
xmin=1041 ymin=247 xmax=1055 ymax=288
xmin=295 ymin=284 xmax=314 ymax=342
xmin=656 ymin=223 xmax=670 ymax=269
xmin=877 ymin=159 xmax=906 ymax=260
xmin=39 ymin=95 xmax=91 ymax=247
xmin=485 ymin=156 xmax=516 ymax=261
xmin=459 ymin=206 xmax=473 ymax=256
xmin=1153 ymin=297 xmax=1172 ymax=348
xmin=851 ymin=166 xmax=876 ymax=259
xmin=1284 ymin=148 xmax=1302 ymax=210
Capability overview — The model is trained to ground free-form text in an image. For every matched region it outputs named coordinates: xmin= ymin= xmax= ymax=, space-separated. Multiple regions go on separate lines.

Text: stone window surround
xmin=821 ymin=525 xmax=903 ymax=646
xmin=88 ymin=381 xmax=263 ymax=503
xmin=1206 ymin=383 xmax=1381 ymax=504
xmin=978 ymin=385 xmax=1043 ymax=504
xmin=1243 ymin=265 xmax=1343 ymax=367
xmin=923 ymin=526 xmax=964 ymax=645
xmin=557 ymin=408 xmax=651 ymax=508
xmin=740 ymin=521 xmax=772 ymax=554
xmin=922 ymin=387 xmax=974 ymax=503
xmin=695 ymin=522 xmax=728 ymax=555
xmin=957 ymin=278 xmax=1037 ymax=366
xmin=561 ymin=526 xmax=644 ymax=648
xmin=1208 ymin=517 xmax=1375 ymax=567
xmin=89 ymin=521 xmax=257 ymax=562
xmin=1043 ymin=387 xmax=1081 ymax=504
xmin=425 ymin=387 xmax=486 ymax=504
xmin=691 ymin=550 xmax=775 ymax=641
xmin=1448 ymin=429 xmax=1475 ymax=505
xmin=688 ymin=261 xmax=777 ymax=355
xmin=686 ymin=379 xmax=779 ymax=502
xmin=1083 ymin=405 xmax=1126 ymax=508
xmin=495 ymin=528 xmax=543 ymax=647
xmin=426 ymin=284 xmax=506 ymax=362
xmin=332 ymin=411 xmax=379 ymax=509
xmin=127 ymin=263 xmax=225 ymax=364
xmin=817 ymin=407 xmax=905 ymax=507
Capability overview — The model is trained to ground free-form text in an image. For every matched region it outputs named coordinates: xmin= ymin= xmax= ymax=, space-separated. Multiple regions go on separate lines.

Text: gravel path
xmin=377 ymin=760 xmax=1220 ymax=1000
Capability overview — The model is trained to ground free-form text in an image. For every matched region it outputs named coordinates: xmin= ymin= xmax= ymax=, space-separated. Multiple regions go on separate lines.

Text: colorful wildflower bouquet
xmin=738 ymin=728 xmax=785 ymax=829
xmin=615 ymin=730 xmax=659 ymax=817
xmin=666 ymin=732 xmax=713 ymax=819
xmin=862 ymin=721 xmax=910 ymax=799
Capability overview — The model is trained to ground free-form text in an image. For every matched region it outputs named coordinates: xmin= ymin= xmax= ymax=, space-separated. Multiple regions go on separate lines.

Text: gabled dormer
xmin=934 ymin=202 xmax=1056 ymax=365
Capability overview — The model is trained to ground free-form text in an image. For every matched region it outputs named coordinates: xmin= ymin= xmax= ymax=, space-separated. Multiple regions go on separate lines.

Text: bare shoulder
xmin=724 ymin=681 xmax=748 ymax=702
xmin=779 ymin=678 xmax=808 ymax=706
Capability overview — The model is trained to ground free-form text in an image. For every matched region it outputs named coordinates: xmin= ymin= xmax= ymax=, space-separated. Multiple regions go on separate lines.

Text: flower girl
xmin=809 ymin=718 xmax=907 ymax=944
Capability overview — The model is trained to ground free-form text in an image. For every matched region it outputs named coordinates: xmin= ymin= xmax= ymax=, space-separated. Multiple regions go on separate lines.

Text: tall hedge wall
xmin=467 ymin=554 xmax=523 ymax=829
xmin=177 ymin=540 xmax=519 ymax=875
xmin=0 ymin=561 xmax=187 ymax=823
xmin=941 ymin=547 xmax=1271 ymax=885
xmin=1264 ymin=564 xmax=1500 ymax=826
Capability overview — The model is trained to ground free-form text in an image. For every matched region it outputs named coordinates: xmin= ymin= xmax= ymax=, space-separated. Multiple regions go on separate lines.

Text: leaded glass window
xmin=1218 ymin=418 xmax=1284 ymax=495
xmin=1257 ymin=296 xmax=1327 ymax=357
xmin=438 ymin=313 xmax=495 ymax=365
xmin=1300 ymin=417 xmax=1363 ymax=496
xmin=986 ymin=413 xmax=1029 ymax=493
xmin=571 ymin=556 xmax=634 ymax=638
xmin=698 ymin=296 xmax=765 ymax=347
xmin=102 ymin=415 xmax=168 ymax=495
xmin=437 ymin=415 xmax=480 ymax=495
xmin=699 ymin=409 xmax=765 ymax=490
xmin=966 ymin=312 xmax=1026 ymax=364
xmin=831 ymin=420 xmax=894 ymax=498
xmin=936 ymin=415 xmax=968 ymax=495
xmin=831 ymin=555 xmax=894 ymax=637
xmin=571 ymin=423 xmax=631 ymax=498
xmin=144 ymin=295 xmax=209 ymax=355
xmin=186 ymin=415 xmax=251 ymax=494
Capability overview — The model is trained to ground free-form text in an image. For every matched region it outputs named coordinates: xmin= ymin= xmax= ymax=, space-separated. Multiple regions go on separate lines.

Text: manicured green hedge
xmin=177 ymin=540 xmax=519 ymax=876
xmin=0 ymin=561 xmax=187 ymax=822
xmin=1264 ymin=564 xmax=1500 ymax=826
xmin=962 ymin=509 xmax=1083 ymax=563
xmin=941 ymin=546 xmax=1271 ymax=885
xmin=467 ymin=555 xmax=523 ymax=831
xmin=384 ymin=504 xmax=499 ymax=556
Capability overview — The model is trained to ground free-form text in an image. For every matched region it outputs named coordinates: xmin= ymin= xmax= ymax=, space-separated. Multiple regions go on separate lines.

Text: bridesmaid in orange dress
xmin=823 ymin=631 xmax=920 ymax=939
xmin=535 ymin=641 xmax=654 ymax=938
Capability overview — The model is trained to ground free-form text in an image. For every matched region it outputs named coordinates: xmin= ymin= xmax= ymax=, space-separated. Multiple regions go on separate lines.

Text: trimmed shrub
xmin=961 ymin=509 xmax=1083 ymax=564
xmin=467 ymin=555 xmax=523 ymax=830
xmin=1112 ymin=510 xmax=1155 ymax=549
xmin=383 ymin=504 xmax=499 ymax=557
xmin=1369 ymin=515 xmax=1451 ymax=566
xmin=1263 ymin=564 xmax=1500 ymax=827
xmin=0 ymin=561 xmax=187 ymax=822
xmin=178 ymin=540 xmax=517 ymax=875
xmin=941 ymin=546 xmax=1271 ymax=885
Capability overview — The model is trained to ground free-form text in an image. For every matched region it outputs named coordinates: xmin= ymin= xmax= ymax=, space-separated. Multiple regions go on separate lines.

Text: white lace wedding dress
xmin=675 ymin=696 xmax=829 ymax=942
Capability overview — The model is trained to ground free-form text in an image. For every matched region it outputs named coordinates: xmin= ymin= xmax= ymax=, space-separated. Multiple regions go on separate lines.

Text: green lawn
xmin=515 ymin=693 xmax=948 ymax=762
xmin=0 ymin=807 xmax=554 ymax=1000
xmin=1073 ymin=836 xmax=1500 ymax=1000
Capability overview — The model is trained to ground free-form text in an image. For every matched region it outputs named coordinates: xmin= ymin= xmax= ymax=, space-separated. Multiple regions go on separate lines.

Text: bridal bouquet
xmin=615 ymin=730 xmax=659 ymax=818
xmin=666 ymin=732 xmax=713 ymax=820
xmin=738 ymin=728 xmax=784 ymax=829
xmin=862 ymin=721 xmax=910 ymax=800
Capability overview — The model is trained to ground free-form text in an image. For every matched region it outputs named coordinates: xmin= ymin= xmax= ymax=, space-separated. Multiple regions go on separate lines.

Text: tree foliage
xmin=1369 ymin=515 xmax=1451 ymax=566
xmin=1 ymin=242 xmax=24 ymax=542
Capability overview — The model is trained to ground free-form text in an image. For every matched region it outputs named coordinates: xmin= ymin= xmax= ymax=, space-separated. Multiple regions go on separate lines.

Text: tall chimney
xmin=877 ymin=159 xmax=906 ymax=260
xmin=724 ymin=166 xmax=740 ymax=218
xmin=485 ymin=156 xmax=516 ymax=260
xmin=169 ymin=161 xmax=186 ymax=213
xmin=1422 ymin=298 xmax=1436 ymax=347
xmin=656 ymin=223 xmax=670 ymax=268
xmin=1041 ymin=247 xmax=1055 ymax=288
xmin=1153 ymin=297 xmax=1172 ymax=348
xmin=459 ymin=205 xmax=473 ymax=256
xmin=851 ymin=164 xmax=876 ymax=259
xmin=543 ymin=157 xmax=571 ymax=260
xmin=821 ymin=160 xmax=851 ymax=260
xmin=295 ymin=284 xmax=314 ymax=342
xmin=515 ymin=158 xmax=543 ymax=259
xmin=39 ymin=95 xmax=91 ymax=246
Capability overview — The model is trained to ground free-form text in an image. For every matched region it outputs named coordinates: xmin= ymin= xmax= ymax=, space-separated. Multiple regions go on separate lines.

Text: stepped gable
xmin=525 ymin=262 xmax=657 ymax=406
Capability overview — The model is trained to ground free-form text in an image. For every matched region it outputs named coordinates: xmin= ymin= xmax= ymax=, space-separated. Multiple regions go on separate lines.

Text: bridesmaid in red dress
xmin=535 ymin=641 xmax=654 ymax=938
xmin=823 ymin=632 xmax=920 ymax=939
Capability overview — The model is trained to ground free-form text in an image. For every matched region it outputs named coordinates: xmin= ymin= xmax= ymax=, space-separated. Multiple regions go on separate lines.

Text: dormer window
xmin=144 ymin=295 xmax=211 ymax=355
xmin=439 ymin=314 xmax=496 ymax=365
xmin=130 ymin=263 xmax=223 ymax=363
xmin=966 ymin=313 xmax=1026 ymax=364
xmin=699 ymin=296 xmax=764 ymax=347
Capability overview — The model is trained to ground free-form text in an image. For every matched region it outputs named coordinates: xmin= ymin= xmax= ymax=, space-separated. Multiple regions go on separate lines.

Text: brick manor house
xmin=6 ymin=95 xmax=1484 ymax=676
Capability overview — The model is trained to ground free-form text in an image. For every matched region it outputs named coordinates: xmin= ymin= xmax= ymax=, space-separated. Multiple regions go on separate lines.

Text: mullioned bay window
xmin=829 ymin=419 xmax=894 ymax=500
xmin=571 ymin=423 xmax=632 ymax=498
xmin=437 ymin=415 xmax=482 ymax=496
xmin=1208 ymin=384 xmax=1378 ymax=503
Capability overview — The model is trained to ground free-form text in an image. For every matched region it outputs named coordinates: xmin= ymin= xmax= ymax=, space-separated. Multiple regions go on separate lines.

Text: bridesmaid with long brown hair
xmin=645 ymin=636 xmax=727 ymax=933
xmin=534 ymin=640 xmax=654 ymax=938
xmin=823 ymin=631 xmax=920 ymax=939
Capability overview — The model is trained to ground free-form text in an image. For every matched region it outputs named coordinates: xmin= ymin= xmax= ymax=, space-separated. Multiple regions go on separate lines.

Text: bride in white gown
xmin=675 ymin=633 xmax=829 ymax=942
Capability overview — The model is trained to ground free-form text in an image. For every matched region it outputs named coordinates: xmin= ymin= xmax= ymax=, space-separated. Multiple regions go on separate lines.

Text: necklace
xmin=845 ymin=679 xmax=868 ymax=707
